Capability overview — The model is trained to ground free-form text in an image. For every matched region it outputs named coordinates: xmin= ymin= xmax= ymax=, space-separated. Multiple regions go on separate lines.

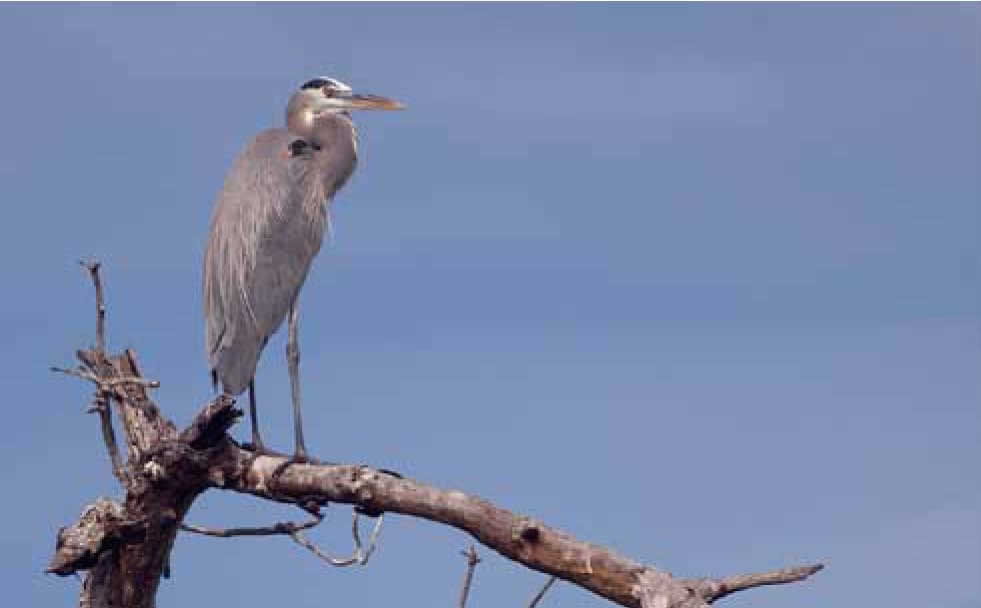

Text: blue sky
xmin=1 ymin=4 xmax=978 ymax=607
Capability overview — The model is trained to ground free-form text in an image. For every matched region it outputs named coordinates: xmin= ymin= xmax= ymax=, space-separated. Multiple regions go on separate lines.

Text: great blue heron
xmin=203 ymin=77 xmax=403 ymax=461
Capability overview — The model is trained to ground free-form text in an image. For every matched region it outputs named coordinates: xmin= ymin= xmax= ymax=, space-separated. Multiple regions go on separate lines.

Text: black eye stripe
xmin=301 ymin=78 xmax=330 ymax=90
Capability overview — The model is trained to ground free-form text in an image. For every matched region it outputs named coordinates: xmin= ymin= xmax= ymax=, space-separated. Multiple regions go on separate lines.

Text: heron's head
xmin=286 ymin=76 xmax=403 ymax=133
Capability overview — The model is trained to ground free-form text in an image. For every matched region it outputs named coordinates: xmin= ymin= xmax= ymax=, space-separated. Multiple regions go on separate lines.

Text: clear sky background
xmin=1 ymin=4 xmax=978 ymax=608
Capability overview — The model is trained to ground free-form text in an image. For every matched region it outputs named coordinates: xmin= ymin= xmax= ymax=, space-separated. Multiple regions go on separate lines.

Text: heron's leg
xmin=287 ymin=300 xmax=309 ymax=462
xmin=248 ymin=379 xmax=268 ymax=453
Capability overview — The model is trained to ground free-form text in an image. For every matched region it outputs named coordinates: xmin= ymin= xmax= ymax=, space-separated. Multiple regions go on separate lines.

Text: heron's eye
xmin=323 ymin=86 xmax=336 ymax=98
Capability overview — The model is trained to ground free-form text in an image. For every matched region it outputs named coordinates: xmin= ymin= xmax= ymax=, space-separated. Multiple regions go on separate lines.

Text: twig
xmin=458 ymin=544 xmax=481 ymax=608
xmin=702 ymin=563 xmax=825 ymax=601
xmin=180 ymin=511 xmax=323 ymax=538
xmin=183 ymin=506 xmax=383 ymax=568
xmin=289 ymin=510 xmax=384 ymax=567
xmin=80 ymin=260 xmax=106 ymax=354
xmin=349 ymin=508 xmax=384 ymax=563
xmin=92 ymin=395 xmax=124 ymax=482
xmin=527 ymin=576 xmax=557 ymax=608
xmin=103 ymin=376 xmax=160 ymax=389
xmin=51 ymin=366 xmax=160 ymax=390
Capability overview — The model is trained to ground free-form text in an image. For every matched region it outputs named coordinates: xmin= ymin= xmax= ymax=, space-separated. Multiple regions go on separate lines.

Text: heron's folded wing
xmin=203 ymin=129 xmax=295 ymax=371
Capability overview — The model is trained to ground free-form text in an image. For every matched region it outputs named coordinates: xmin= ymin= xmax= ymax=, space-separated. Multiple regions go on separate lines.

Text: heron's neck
xmin=289 ymin=112 xmax=359 ymax=197
xmin=287 ymin=110 xmax=354 ymax=146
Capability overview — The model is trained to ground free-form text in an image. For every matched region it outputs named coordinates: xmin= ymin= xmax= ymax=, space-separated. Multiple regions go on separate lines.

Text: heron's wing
xmin=203 ymin=129 xmax=327 ymax=393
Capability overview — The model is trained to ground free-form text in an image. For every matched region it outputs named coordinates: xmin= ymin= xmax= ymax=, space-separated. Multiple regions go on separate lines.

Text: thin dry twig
xmin=458 ymin=544 xmax=481 ymax=608
xmin=706 ymin=564 xmax=825 ymax=601
xmin=180 ymin=512 xmax=323 ymax=538
xmin=528 ymin=576 xmax=557 ymax=608
xmin=289 ymin=510 xmax=384 ymax=567
xmin=182 ymin=507 xmax=383 ymax=568
xmin=51 ymin=366 xmax=160 ymax=390
xmin=80 ymin=260 xmax=106 ymax=354
xmin=102 ymin=376 xmax=161 ymax=389
xmin=91 ymin=395 xmax=124 ymax=482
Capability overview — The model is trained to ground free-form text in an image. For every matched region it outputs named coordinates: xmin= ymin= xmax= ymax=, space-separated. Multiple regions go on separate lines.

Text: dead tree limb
xmin=47 ymin=264 xmax=823 ymax=608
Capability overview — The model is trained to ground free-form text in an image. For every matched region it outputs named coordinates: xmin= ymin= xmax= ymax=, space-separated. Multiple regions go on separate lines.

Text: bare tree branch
xmin=47 ymin=264 xmax=824 ymax=608
xmin=458 ymin=545 xmax=481 ymax=608
xmin=204 ymin=449 xmax=823 ymax=608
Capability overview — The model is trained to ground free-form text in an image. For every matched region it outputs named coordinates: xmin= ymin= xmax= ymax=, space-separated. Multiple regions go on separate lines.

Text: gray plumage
xmin=202 ymin=77 xmax=402 ymax=457
xmin=204 ymin=113 xmax=354 ymax=394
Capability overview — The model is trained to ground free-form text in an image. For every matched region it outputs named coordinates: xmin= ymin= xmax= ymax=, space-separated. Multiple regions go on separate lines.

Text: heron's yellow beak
xmin=334 ymin=93 xmax=405 ymax=111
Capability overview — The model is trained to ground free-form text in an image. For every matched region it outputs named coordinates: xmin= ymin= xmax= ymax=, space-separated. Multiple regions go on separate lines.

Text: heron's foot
xmin=240 ymin=439 xmax=284 ymax=458
xmin=240 ymin=438 xmax=289 ymax=476
xmin=293 ymin=444 xmax=310 ymax=465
